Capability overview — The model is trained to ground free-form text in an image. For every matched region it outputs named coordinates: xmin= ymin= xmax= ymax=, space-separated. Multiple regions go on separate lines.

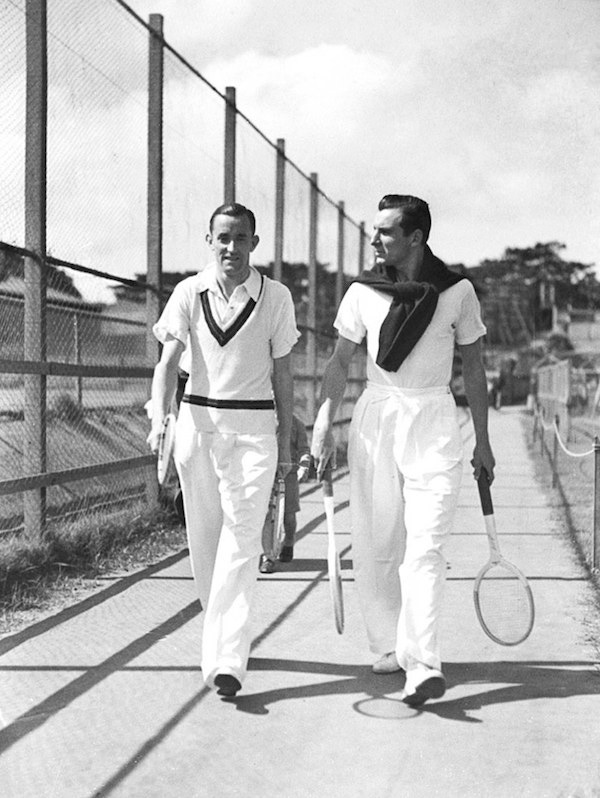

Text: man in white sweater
xmin=148 ymin=203 xmax=299 ymax=697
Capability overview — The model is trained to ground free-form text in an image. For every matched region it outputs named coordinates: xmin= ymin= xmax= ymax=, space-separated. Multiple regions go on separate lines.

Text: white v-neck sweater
xmin=153 ymin=266 xmax=299 ymax=433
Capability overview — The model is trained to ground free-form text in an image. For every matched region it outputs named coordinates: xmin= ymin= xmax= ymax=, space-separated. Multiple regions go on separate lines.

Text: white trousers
xmin=174 ymin=417 xmax=277 ymax=689
xmin=348 ymin=383 xmax=463 ymax=672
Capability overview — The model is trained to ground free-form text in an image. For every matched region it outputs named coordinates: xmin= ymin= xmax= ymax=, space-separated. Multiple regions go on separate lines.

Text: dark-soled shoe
xmin=278 ymin=545 xmax=294 ymax=563
xmin=401 ymin=670 xmax=446 ymax=707
xmin=259 ymin=555 xmax=275 ymax=574
xmin=214 ymin=674 xmax=241 ymax=697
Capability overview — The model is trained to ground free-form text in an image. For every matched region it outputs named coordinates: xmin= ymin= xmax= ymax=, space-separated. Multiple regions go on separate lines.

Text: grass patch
xmin=0 ymin=494 xmax=186 ymax=631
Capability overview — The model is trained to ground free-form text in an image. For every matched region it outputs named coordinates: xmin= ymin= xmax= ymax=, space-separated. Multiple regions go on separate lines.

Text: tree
xmin=469 ymin=242 xmax=600 ymax=346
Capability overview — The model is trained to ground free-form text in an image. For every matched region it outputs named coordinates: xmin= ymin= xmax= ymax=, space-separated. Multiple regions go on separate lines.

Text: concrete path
xmin=1 ymin=408 xmax=599 ymax=797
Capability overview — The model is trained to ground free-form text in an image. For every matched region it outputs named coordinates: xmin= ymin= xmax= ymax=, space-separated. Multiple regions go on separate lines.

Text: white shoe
xmin=401 ymin=667 xmax=446 ymax=707
xmin=372 ymin=652 xmax=402 ymax=674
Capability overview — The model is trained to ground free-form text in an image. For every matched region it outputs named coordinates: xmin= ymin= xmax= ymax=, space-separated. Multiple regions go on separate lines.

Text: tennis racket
xmin=322 ymin=467 xmax=344 ymax=635
xmin=264 ymin=477 xmax=286 ymax=559
xmin=474 ymin=470 xmax=535 ymax=646
xmin=271 ymin=477 xmax=286 ymax=560
xmin=156 ymin=413 xmax=176 ymax=486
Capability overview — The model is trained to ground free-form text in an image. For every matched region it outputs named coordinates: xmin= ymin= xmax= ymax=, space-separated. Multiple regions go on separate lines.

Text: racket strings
xmin=475 ymin=563 xmax=534 ymax=645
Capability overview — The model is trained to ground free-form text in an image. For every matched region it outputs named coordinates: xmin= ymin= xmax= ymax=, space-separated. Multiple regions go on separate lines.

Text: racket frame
xmin=474 ymin=472 xmax=535 ymax=646
xmin=271 ymin=477 xmax=286 ymax=560
xmin=322 ymin=468 xmax=345 ymax=635
xmin=157 ymin=412 xmax=176 ymax=486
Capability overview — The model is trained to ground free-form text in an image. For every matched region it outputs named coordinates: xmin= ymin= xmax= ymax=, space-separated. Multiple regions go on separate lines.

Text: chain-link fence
xmin=0 ymin=0 xmax=368 ymax=540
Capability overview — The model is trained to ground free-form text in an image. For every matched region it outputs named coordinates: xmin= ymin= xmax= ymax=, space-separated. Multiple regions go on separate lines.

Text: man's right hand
xmin=146 ymin=424 xmax=163 ymax=455
xmin=310 ymin=423 xmax=336 ymax=480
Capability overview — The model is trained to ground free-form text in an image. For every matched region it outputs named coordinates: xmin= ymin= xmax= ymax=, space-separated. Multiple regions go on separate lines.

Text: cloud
xmin=190 ymin=35 xmax=599 ymax=266
xmin=4 ymin=0 xmax=599 ymax=291
xmin=204 ymin=44 xmax=403 ymax=149
xmin=129 ymin=0 xmax=256 ymax=59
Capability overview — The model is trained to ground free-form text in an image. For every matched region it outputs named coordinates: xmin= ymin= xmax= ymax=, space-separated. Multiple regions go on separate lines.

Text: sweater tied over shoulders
xmin=352 ymin=245 xmax=465 ymax=372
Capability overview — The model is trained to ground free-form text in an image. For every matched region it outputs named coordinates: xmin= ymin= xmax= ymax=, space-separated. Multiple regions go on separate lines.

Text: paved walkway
xmin=1 ymin=408 xmax=599 ymax=797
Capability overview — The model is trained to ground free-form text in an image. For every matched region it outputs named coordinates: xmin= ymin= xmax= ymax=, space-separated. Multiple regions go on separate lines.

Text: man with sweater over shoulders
xmin=147 ymin=203 xmax=299 ymax=698
xmin=311 ymin=194 xmax=495 ymax=706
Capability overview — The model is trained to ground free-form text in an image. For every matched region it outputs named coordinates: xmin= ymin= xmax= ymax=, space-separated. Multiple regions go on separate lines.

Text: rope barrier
xmin=553 ymin=421 xmax=595 ymax=458
xmin=535 ymin=405 xmax=595 ymax=458
xmin=533 ymin=401 xmax=600 ymax=573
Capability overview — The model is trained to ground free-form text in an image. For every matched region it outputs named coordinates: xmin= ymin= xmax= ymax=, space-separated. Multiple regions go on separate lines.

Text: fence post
xmin=358 ymin=221 xmax=366 ymax=274
xmin=73 ymin=313 xmax=82 ymax=406
xmin=274 ymin=138 xmax=285 ymax=283
xmin=336 ymin=201 xmax=345 ymax=309
xmin=146 ymin=12 xmax=164 ymax=505
xmin=552 ymin=415 xmax=559 ymax=488
xmin=307 ymin=172 xmax=319 ymax=421
xmin=593 ymin=437 xmax=600 ymax=570
xmin=224 ymin=86 xmax=236 ymax=204
xmin=146 ymin=13 xmax=163 ymax=367
xmin=565 ymin=359 xmax=572 ymax=442
xmin=540 ymin=409 xmax=545 ymax=456
xmin=24 ymin=0 xmax=48 ymax=540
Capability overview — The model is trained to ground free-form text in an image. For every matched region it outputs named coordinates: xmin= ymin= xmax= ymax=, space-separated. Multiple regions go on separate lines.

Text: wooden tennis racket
xmin=322 ymin=467 xmax=344 ymax=635
xmin=156 ymin=413 xmax=176 ymax=486
xmin=474 ymin=470 xmax=535 ymax=646
xmin=271 ymin=477 xmax=286 ymax=560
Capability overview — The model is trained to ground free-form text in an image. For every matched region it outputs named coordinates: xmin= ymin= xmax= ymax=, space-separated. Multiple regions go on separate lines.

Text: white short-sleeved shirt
xmin=335 ymin=278 xmax=486 ymax=389
xmin=154 ymin=264 xmax=299 ymax=433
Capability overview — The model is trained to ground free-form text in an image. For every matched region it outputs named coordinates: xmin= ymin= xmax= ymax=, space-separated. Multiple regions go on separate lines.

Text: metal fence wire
xmin=0 ymin=0 xmax=368 ymax=539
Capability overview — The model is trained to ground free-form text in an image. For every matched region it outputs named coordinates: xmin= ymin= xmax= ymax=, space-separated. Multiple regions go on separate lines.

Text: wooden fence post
xmin=540 ymin=411 xmax=545 ymax=456
xmin=24 ymin=0 xmax=48 ymax=539
xmin=307 ymin=172 xmax=318 ymax=421
xmin=274 ymin=138 xmax=285 ymax=283
xmin=593 ymin=437 xmax=600 ymax=570
xmin=73 ymin=312 xmax=82 ymax=406
xmin=358 ymin=221 xmax=366 ymax=274
xmin=336 ymin=201 xmax=345 ymax=310
xmin=146 ymin=13 xmax=163 ymax=368
xmin=224 ymin=86 xmax=236 ymax=204
xmin=552 ymin=415 xmax=559 ymax=488
xmin=146 ymin=12 xmax=164 ymax=505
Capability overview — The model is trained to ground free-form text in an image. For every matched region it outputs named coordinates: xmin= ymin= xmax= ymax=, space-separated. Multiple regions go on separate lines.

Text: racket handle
xmin=322 ymin=465 xmax=333 ymax=498
xmin=477 ymin=469 xmax=494 ymax=516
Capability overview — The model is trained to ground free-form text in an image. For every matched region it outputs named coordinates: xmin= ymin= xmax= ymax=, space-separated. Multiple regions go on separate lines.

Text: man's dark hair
xmin=209 ymin=203 xmax=257 ymax=235
xmin=378 ymin=195 xmax=431 ymax=243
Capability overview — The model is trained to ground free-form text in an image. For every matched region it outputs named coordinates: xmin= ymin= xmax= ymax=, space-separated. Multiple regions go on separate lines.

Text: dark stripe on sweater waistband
xmin=182 ymin=394 xmax=275 ymax=410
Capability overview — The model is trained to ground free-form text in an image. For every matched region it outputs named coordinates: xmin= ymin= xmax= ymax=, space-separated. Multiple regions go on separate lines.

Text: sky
xmin=125 ymin=0 xmax=600 ymax=269
xmin=2 ymin=0 xmax=600 ymax=303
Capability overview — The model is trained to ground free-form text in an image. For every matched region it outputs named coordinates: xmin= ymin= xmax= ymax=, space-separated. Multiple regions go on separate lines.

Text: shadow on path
xmin=0 ymin=550 xmax=190 ymax=656
xmin=229 ymin=657 xmax=600 ymax=724
xmin=0 ymin=601 xmax=201 ymax=756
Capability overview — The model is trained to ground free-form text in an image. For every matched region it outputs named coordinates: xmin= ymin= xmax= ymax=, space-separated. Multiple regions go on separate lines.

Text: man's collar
xmin=199 ymin=263 xmax=262 ymax=301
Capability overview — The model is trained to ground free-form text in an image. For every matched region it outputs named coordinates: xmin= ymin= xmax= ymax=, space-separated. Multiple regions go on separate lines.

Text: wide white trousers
xmin=174 ymin=417 xmax=277 ymax=689
xmin=348 ymin=383 xmax=463 ymax=672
